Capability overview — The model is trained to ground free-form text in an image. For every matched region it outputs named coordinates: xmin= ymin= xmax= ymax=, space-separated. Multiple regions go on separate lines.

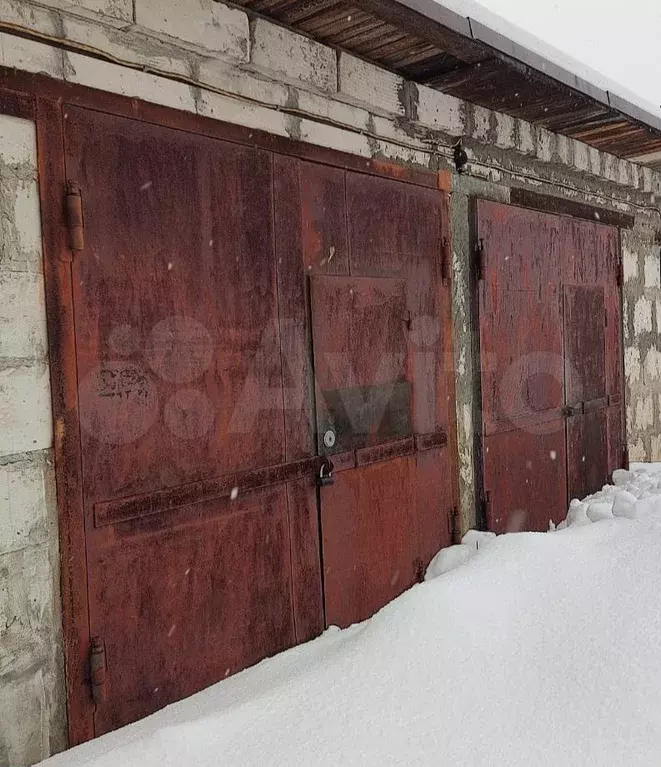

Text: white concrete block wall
xmin=0 ymin=115 xmax=66 ymax=767
xmin=622 ymin=226 xmax=661 ymax=462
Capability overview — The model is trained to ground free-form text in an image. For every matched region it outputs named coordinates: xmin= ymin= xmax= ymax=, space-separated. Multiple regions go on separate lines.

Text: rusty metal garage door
xmin=61 ymin=106 xmax=457 ymax=738
xmin=476 ymin=200 xmax=625 ymax=533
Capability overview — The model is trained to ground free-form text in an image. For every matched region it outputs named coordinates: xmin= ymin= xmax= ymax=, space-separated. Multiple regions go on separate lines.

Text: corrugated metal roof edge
xmin=393 ymin=0 xmax=661 ymax=137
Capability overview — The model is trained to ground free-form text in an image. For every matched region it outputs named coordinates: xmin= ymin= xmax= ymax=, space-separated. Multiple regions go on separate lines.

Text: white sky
xmin=436 ymin=0 xmax=661 ymax=117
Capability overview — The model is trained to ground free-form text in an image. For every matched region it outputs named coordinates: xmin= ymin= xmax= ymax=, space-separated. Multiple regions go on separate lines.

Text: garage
xmin=476 ymin=200 xmax=626 ymax=533
xmin=57 ymin=104 xmax=458 ymax=737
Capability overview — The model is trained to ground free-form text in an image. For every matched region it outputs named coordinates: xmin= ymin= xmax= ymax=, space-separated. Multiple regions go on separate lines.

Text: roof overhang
xmin=230 ymin=0 xmax=661 ymax=171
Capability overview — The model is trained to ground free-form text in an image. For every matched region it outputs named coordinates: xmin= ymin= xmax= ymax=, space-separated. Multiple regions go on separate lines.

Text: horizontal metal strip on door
xmin=329 ymin=431 xmax=448 ymax=473
xmin=564 ymin=397 xmax=610 ymax=416
xmin=484 ymin=408 xmax=566 ymax=437
xmin=94 ymin=456 xmax=327 ymax=528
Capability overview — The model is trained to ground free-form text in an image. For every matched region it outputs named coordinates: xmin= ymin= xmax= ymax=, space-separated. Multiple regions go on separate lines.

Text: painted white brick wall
xmin=250 ymin=18 xmax=337 ymax=93
xmin=0 ymin=115 xmax=65 ymax=767
xmin=134 ymin=0 xmax=249 ymax=60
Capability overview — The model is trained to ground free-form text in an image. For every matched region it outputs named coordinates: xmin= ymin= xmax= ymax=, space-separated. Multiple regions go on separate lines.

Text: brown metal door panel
xmin=63 ymin=108 xmax=323 ymax=737
xmin=346 ymin=172 xmax=442 ymax=277
xmin=65 ymin=106 xmax=284 ymax=503
xmin=88 ymin=488 xmax=295 ymax=734
xmin=346 ymin=173 xmax=450 ymax=435
xmin=476 ymin=200 xmax=562 ymax=294
xmin=563 ymin=218 xmax=619 ymax=286
xmin=605 ymin=283 xmax=624 ymax=398
xmin=273 ymin=154 xmax=316 ymax=461
xmin=567 ymin=410 xmax=609 ymax=500
xmin=322 ymin=456 xmax=417 ymax=628
xmin=483 ymin=423 xmax=568 ymax=533
xmin=416 ymin=447 xmax=454 ymax=567
xmin=564 ymin=285 xmax=606 ymax=406
xmin=607 ymin=404 xmax=625 ymax=476
xmin=285 ymin=478 xmax=324 ymax=643
xmin=310 ymin=275 xmax=411 ymax=452
xmin=299 ymin=159 xmax=349 ymax=275
xmin=480 ymin=287 xmax=564 ymax=432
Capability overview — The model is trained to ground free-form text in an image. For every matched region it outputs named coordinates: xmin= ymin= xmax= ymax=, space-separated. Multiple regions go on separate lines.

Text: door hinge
xmin=474 ymin=238 xmax=485 ymax=281
xmin=479 ymin=491 xmax=491 ymax=530
xmin=617 ymin=256 xmax=624 ymax=287
xmin=66 ymin=180 xmax=84 ymax=253
xmin=441 ymin=237 xmax=452 ymax=285
xmin=622 ymin=445 xmax=630 ymax=470
xmin=89 ymin=637 xmax=107 ymax=705
xmin=449 ymin=505 xmax=459 ymax=544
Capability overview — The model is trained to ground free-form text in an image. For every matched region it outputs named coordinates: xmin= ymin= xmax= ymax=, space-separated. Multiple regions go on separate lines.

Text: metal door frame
xmin=471 ymin=194 xmax=631 ymax=532
xmin=0 ymin=67 xmax=459 ymax=746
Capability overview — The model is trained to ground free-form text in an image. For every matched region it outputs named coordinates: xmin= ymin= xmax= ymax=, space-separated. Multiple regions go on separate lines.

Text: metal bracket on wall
xmin=66 ymin=180 xmax=84 ymax=256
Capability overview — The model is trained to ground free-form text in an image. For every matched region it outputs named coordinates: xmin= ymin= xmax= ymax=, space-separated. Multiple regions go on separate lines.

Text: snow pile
xmin=561 ymin=463 xmax=661 ymax=529
xmin=44 ymin=465 xmax=661 ymax=767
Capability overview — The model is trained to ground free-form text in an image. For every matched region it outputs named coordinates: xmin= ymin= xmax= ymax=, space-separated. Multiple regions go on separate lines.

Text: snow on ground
xmin=45 ymin=465 xmax=661 ymax=767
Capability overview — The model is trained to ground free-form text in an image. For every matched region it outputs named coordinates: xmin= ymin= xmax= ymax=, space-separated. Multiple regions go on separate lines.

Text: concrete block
xmin=197 ymin=58 xmax=290 ymax=108
xmin=0 ymin=544 xmax=57 ymax=676
xmin=644 ymin=346 xmax=661 ymax=383
xmin=535 ymin=128 xmax=553 ymax=163
xmin=644 ymin=251 xmax=660 ymax=288
xmin=338 ymin=53 xmax=404 ymax=116
xmin=633 ymin=295 xmax=653 ymax=335
xmin=628 ymin=436 xmax=646 ymax=462
xmin=641 ymin=167 xmax=654 ymax=193
xmin=0 ymin=114 xmax=36 ymax=167
xmin=624 ymin=346 xmax=641 ymax=383
xmin=635 ymin=395 xmax=654 ymax=429
xmin=0 ymin=31 xmax=64 ymax=77
xmin=416 ymin=84 xmax=464 ymax=135
xmin=573 ymin=140 xmax=590 ymax=173
xmin=0 ymin=0 xmax=61 ymax=37
xmin=0 ymin=365 xmax=52 ymax=457
xmin=63 ymin=15 xmax=192 ymax=77
xmin=298 ymin=118 xmax=371 ymax=158
xmin=494 ymin=112 xmax=515 ymax=150
xmin=588 ymin=146 xmax=601 ymax=176
xmin=0 ymin=272 xmax=48 ymax=360
xmin=0 ymin=173 xmax=43 ymax=274
xmin=554 ymin=134 xmax=571 ymax=165
xmin=472 ymin=105 xmax=491 ymax=143
xmin=517 ymin=119 xmax=535 ymax=155
xmin=297 ymin=88 xmax=370 ymax=133
xmin=36 ymin=0 xmax=132 ymax=22
xmin=196 ymin=90 xmax=289 ymax=138
xmin=251 ymin=18 xmax=336 ymax=93
xmin=622 ymin=245 xmax=638 ymax=283
xmin=0 ymin=670 xmax=55 ymax=766
xmin=0 ymin=453 xmax=54 ymax=555
xmin=135 ymin=0 xmax=248 ymax=60
xmin=64 ymin=52 xmax=196 ymax=112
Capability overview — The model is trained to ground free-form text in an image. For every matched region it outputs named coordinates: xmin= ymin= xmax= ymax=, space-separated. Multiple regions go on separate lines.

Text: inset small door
xmin=303 ymin=169 xmax=457 ymax=628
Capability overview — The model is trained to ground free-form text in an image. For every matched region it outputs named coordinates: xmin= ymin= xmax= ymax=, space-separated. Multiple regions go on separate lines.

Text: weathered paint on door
xmin=477 ymin=200 xmax=625 ymax=533
xmin=63 ymin=107 xmax=457 ymax=735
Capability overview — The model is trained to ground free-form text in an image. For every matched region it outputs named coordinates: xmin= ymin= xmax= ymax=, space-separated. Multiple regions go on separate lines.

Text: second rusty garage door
xmin=476 ymin=200 xmax=625 ymax=533
xmin=61 ymin=105 xmax=457 ymax=739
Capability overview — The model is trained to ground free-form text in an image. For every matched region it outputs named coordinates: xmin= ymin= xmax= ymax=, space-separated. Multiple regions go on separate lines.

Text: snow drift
xmin=43 ymin=464 xmax=661 ymax=766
